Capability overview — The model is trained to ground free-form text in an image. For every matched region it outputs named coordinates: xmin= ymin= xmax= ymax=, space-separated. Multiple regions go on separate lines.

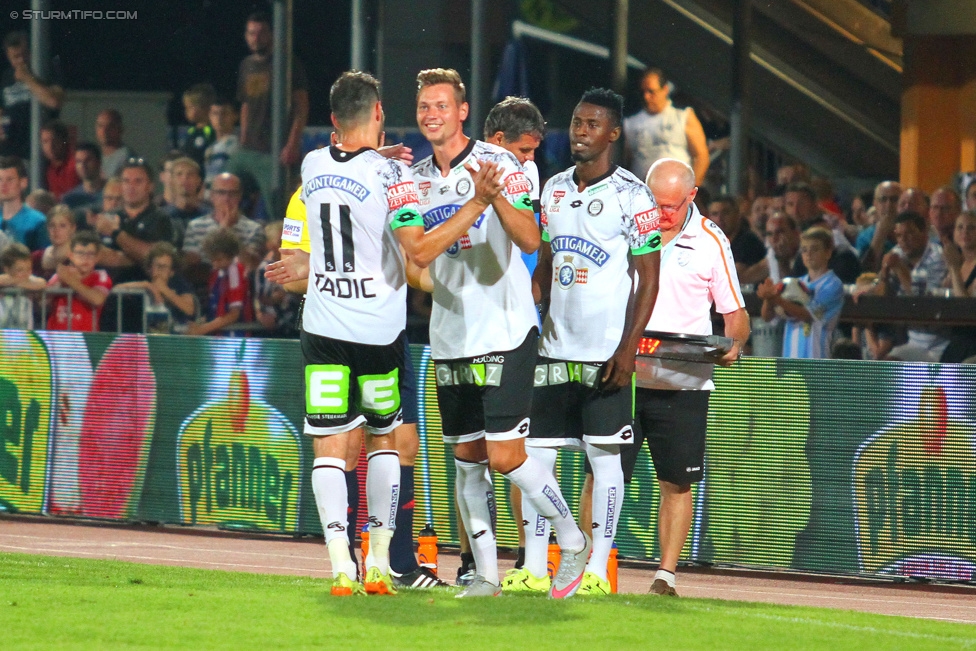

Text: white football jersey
xmin=299 ymin=146 xmax=422 ymax=345
xmin=539 ymin=165 xmax=662 ymax=361
xmin=412 ymin=139 xmax=537 ymax=360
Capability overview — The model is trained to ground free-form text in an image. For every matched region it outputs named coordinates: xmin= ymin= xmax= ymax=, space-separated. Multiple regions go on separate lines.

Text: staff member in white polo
xmin=627 ymin=158 xmax=749 ymax=596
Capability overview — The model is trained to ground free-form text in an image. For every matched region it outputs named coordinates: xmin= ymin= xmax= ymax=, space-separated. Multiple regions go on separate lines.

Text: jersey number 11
xmin=320 ymin=203 xmax=355 ymax=273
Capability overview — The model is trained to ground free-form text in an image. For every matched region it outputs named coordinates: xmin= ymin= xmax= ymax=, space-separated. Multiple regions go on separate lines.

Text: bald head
xmin=646 ymin=158 xmax=695 ymax=194
xmin=647 ymin=159 xmax=697 ymax=232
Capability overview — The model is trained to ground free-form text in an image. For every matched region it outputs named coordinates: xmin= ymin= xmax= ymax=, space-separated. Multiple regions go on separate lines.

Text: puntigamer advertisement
xmin=0 ymin=331 xmax=973 ymax=583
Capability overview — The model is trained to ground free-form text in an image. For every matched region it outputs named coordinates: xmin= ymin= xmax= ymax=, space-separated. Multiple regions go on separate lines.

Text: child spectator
xmin=757 ymin=226 xmax=843 ymax=358
xmin=253 ymin=220 xmax=299 ymax=337
xmin=187 ymin=229 xmax=251 ymax=336
xmin=34 ymin=204 xmax=76 ymax=279
xmin=181 ymin=84 xmax=217 ymax=169
xmin=47 ymin=231 xmax=112 ymax=331
xmin=115 ymin=241 xmax=196 ymax=333
xmin=0 ymin=242 xmax=45 ymax=328
xmin=204 ymin=98 xmax=240 ymax=189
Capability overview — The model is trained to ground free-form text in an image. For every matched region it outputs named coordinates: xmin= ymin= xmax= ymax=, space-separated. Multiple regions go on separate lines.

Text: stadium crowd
xmin=1 ymin=14 xmax=975 ymax=360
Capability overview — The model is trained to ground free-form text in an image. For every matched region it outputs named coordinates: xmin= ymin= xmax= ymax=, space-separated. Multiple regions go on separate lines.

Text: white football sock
xmin=455 ymin=457 xmax=499 ymax=585
xmin=312 ymin=456 xmax=356 ymax=578
xmin=655 ymin=568 xmax=676 ymax=588
xmin=522 ymin=446 xmax=556 ymax=578
xmin=365 ymin=450 xmax=400 ymax=574
xmin=505 ymin=455 xmax=585 ymax=553
xmin=585 ymin=443 xmax=623 ymax=581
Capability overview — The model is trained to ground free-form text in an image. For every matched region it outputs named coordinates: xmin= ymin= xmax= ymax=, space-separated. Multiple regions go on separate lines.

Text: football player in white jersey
xmin=408 ymin=68 xmax=589 ymax=598
xmin=511 ymin=88 xmax=661 ymax=596
xmin=294 ymin=71 xmax=504 ymax=597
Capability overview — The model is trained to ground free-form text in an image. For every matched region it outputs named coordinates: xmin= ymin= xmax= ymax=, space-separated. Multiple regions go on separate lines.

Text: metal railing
xmin=1 ymin=286 xmax=201 ymax=334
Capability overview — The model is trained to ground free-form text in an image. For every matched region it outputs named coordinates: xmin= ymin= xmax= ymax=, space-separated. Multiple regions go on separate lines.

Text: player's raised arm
xmin=392 ymin=160 xmax=504 ymax=268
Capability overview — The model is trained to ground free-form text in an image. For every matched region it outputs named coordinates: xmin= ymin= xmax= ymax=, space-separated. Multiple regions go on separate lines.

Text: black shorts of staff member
xmin=585 ymin=388 xmax=710 ymax=485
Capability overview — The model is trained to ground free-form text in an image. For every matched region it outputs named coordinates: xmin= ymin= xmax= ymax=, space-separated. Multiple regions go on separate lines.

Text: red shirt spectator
xmin=45 ymin=149 xmax=80 ymax=200
xmin=41 ymin=121 xmax=79 ymax=200
xmin=207 ymin=258 xmax=252 ymax=323
xmin=47 ymin=267 xmax=112 ymax=330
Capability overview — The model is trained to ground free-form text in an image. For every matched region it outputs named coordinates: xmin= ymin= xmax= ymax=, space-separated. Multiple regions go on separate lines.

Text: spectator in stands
xmin=897 ymin=187 xmax=928 ymax=217
xmin=747 ymin=197 xmax=771 ymax=239
xmin=0 ymin=156 xmax=49 ymax=250
xmin=775 ymin=163 xmax=809 ymax=188
xmin=84 ymin=176 xmax=122 ymax=232
xmin=709 ymin=194 xmax=765 ymax=276
xmin=849 ymin=189 xmax=874 ymax=232
xmin=181 ymin=83 xmax=216 ymax=168
xmin=784 ymin=182 xmax=860 ymax=283
xmin=25 ymin=188 xmax=55 ymax=216
xmin=204 ymin=98 xmax=240 ymax=190
xmin=46 ymin=231 xmax=112 ymax=331
xmin=115 ymin=241 xmax=196 ymax=332
xmin=232 ymin=11 xmax=309 ymax=208
xmin=155 ymin=150 xmax=184 ymax=209
xmin=766 ymin=213 xmax=801 ymax=283
xmin=62 ymin=143 xmax=105 ymax=211
xmin=1 ymin=31 xmax=64 ymax=161
xmin=94 ymin=158 xmax=173 ymax=283
xmin=945 ymin=210 xmax=976 ymax=297
xmin=34 ymin=203 xmax=76 ymax=279
xmin=162 ymin=156 xmax=209 ymax=247
xmin=95 ymin=109 xmax=136 ymax=178
xmin=929 ymin=186 xmax=962 ymax=244
xmin=40 ymin=120 xmax=78 ymax=200
xmin=186 ymin=228 xmax=250 ymax=335
xmin=881 ymin=211 xmax=949 ymax=361
xmin=623 ymin=67 xmax=709 ymax=185
xmin=757 ymin=226 xmax=842 ymax=359
xmin=965 ymin=178 xmax=976 ymax=211
xmin=858 ymin=180 xmax=901 ymax=270
xmin=941 ymin=211 xmax=976 ymax=362
xmin=182 ymin=172 xmax=265 ymax=266
xmin=253 ymin=220 xmax=299 ymax=337
xmin=0 ymin=242 xmax=45 ymax=329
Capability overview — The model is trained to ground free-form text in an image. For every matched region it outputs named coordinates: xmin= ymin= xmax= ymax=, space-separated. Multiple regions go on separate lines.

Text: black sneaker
xmin=392 ymin=566 xmax=451 ymax=589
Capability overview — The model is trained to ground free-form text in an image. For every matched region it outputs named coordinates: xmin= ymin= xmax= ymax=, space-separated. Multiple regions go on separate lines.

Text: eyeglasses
xmin=211 ymin=189 xmax=241 ymax=197
xmin=658 ymin=195 xmax=691 ymax=214
xmin=126 ymin=157 xmax=145 ymax=165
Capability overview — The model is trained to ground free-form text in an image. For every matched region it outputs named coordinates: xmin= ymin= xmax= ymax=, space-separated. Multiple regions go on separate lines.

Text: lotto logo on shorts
xmin=635 ymin=208 xmax=661 ymax=234
xmin=388 ymin=182 xmax=419 ymax=209
xmin=504 ymin=171 xmax=532 ymax=196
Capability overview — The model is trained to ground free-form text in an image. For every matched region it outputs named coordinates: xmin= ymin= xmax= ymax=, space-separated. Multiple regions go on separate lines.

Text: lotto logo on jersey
xmin=388 ymin=182 xmax=419 ymax=210
xmin=504 ymin=171 xmax=532 ymax=196
xmin=635 ymin=207 xmax=661 ymax=235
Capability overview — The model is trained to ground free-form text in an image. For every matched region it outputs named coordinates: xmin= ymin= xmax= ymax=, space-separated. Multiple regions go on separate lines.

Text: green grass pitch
xmin=2 ymin=553 xmax=974 ymax=650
